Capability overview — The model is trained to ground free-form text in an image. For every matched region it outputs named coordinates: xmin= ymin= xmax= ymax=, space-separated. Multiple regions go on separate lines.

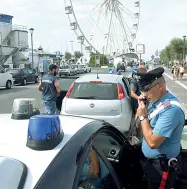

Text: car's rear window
xmin=0 ymin=157 xmax=27 ymax=189
xmin=7 ymin=69 xmax=19 ymax=74
xmin=60 ymin=66 xmax=69 ymax=69
xmin=70 ymin=82 xmax=118 ymax=100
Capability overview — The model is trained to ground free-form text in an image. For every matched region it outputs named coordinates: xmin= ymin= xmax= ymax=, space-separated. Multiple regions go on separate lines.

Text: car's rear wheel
xmin=6 ymin=80 xmax=12 ymax=89
xmin=35 ymin=77 xmax=39 ymax=83
xmin=22 ymin=78 xmax=27 ymax=86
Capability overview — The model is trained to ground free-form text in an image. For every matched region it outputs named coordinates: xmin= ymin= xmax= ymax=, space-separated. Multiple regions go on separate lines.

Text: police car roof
xmin=76 ymin=74 xmax=122 ymax=83
xmin=0 ymin=114 xmax=95 ymax=189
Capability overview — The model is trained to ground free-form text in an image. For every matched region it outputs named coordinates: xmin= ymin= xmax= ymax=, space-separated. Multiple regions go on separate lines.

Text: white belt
xmin=149 ymin=101 xmax=183 ymax=120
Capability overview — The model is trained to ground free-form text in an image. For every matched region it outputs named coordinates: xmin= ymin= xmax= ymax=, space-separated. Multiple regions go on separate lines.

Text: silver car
xmin=61 ymin=74 xmax=133 ymax=132
xmin=59 ymin=65 xmax=75 ymax=77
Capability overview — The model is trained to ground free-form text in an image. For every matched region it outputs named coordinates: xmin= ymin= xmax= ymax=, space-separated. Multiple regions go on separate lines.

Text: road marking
xmin=164 ymin=73 xmax=187 ymax=90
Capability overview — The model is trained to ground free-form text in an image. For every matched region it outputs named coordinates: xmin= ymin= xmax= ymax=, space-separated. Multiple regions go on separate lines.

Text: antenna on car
xmin=96 ymin=68 xmax=99 ymax=79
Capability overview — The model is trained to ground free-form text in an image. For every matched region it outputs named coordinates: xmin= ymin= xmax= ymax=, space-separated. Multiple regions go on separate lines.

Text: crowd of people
xmin=171 ymin=63 xmax=185 ymax=81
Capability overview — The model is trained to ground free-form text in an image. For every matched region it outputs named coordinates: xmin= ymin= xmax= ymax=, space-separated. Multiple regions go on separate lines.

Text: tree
xmin=65 ymin=52 xmax=72 ymax=60
xmin=74 ymin=51 xmax=83 ymax=60
xmin=160 ymin=38 xmax=187 ymax=64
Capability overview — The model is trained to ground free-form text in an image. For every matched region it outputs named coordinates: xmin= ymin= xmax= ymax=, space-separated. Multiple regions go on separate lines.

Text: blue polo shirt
xmin=142 ymin=92 xmax=185 ymax=159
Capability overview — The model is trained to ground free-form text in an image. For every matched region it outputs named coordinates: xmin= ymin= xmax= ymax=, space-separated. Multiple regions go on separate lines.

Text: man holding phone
xmin=136 ymin=67 xmax=184 ymax=189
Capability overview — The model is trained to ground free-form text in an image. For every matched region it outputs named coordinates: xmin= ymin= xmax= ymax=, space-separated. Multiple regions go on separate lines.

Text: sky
xmin=0 ymin=0 xmax=187 ymax=60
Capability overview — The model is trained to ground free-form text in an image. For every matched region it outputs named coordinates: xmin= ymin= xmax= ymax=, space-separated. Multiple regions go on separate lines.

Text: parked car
xmin=7 ymin=68 xmax=39 ymax=85
xmin=71 ymin=64 xmax=79 ymax=74
xmin=58 ymin=65 xmax=76 ymax=77
xmin=80 ymin=64 xmax=91 ymax=73
xmin=61 ymin=74 xmax=133 ymax=133
xmin=77 ymin=64 xmax=84 ymax=74
xmin=1 ymin=112 xmax=187 ymax=189
xmin=0 ymin=65 xmax=13 ymax=89
xmin=80 ymin=64 xmax=87 ymax=73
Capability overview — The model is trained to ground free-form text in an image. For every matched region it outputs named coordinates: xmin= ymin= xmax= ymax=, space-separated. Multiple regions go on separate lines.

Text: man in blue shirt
xmin=38 ymin=64 xmax=61 ymax=114
xmin=136 ymin=67 xmax=185 ymax=189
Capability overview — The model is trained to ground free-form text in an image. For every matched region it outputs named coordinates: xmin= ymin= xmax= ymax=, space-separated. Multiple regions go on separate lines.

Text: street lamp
xmin=29 ymin=28 xmax=34 ymax=68
xmin=183 ymin=35 xmax=186 ymax=63
xmin=69 ymin=40 xmax=73 ymax=54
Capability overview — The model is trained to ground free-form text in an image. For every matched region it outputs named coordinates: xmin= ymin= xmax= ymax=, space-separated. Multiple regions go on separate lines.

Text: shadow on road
xmin=0 ymin=86 xmax=30 ymax=95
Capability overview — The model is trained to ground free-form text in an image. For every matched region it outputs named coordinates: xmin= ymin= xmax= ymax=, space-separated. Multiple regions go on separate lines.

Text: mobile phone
xmin=142 ymin=99 xmax=147 ymax=105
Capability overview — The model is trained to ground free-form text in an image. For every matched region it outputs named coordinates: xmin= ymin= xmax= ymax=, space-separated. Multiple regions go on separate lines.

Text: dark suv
xmin=7 ymin=68 xmax=39 ymax=85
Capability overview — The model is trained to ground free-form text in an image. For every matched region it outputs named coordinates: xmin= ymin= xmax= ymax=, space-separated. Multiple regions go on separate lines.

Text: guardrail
xmin=12 ymin=25 xmax=27 ymax=31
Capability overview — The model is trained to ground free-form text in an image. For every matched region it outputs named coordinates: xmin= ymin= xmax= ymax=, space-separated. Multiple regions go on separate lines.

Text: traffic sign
xmin=95 ymin=55 xmax=100 ymax=65
xmin=56 ymin=51 xmax=60 ymax=57
xmin=136 ymin=44 xmax=145 ymax=54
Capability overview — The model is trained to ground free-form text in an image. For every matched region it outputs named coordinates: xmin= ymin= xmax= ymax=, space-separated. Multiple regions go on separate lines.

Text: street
xmin=0 ymin=68 xmax=131 ymax=114
xmin=0 ymin=67 xmax=187 ymax=117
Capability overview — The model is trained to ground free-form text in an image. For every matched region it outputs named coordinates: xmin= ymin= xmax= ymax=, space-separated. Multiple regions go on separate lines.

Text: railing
xmin=12 ymin=25 xmax=27 ymax=32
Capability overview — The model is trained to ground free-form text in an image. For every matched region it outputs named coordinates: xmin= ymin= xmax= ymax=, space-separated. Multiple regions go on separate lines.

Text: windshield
xmin=70 ymin=82 xmax=118 ymax=100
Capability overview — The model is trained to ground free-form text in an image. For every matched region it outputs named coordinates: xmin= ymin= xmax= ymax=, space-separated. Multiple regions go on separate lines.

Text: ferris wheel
xmin=64 ymin=0 xmax=140 ymax=56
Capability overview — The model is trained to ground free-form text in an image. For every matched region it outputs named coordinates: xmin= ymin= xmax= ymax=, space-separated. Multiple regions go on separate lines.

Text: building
xmin=27 ymin=47 xmax=63 ymax=73
xmin=0 ymin=14 xmax=28 ymax=66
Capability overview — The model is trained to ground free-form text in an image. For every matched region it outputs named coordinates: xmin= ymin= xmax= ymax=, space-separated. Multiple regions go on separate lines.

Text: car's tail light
xmin=117 ymin=83 xmax=125 ymax=100
xmin=66 ymin=82 xmax=75 ymax=98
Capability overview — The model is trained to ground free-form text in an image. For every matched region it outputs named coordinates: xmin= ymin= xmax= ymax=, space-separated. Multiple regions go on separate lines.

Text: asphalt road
xmin=0 ymin=68 xmax=132 ymax=114
xmin=0 ymin=66 xmax=187 ymax=116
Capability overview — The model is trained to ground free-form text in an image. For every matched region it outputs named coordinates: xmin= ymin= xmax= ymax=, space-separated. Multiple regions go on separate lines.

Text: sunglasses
xmin=141 ymin=82 xmax=159 ymax=93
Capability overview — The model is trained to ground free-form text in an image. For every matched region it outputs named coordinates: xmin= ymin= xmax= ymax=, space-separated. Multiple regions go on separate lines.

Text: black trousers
xmin=139 ymin=153 xmax=182 ymax=189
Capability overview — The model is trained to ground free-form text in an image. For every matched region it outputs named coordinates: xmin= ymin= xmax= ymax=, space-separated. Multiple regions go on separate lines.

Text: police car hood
xmin=0 ymin=114 xmax=93 ymax=189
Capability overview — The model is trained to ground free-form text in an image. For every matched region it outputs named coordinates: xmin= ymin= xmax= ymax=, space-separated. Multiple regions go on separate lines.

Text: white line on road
xmin=164 ymin=73 xmax=187 ymax=90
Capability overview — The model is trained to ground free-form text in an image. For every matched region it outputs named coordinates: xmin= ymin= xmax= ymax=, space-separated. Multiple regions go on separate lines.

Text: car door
xmin=34 ymin=122 xmax=124 ymax=189
xmin=22 ymin=68 xmax=30 ymax=82
xmin=27 ymin=69 xmax=35 ymax=82
xmin=73 ymin=127 xmax=123 ymax=189
xmin=121 ymin=77 xmax=133 ymax=125
xmin=0 ymin=66 xmax=6 ymax=87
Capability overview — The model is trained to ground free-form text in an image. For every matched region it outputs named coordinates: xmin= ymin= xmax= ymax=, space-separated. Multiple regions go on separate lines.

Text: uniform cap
xmin=137 ymin=67 xmax=164 ymax=91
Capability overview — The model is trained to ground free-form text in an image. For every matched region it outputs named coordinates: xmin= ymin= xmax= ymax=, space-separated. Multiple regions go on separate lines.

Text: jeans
xmin=43 ymin=100 xmax=57 ymax=114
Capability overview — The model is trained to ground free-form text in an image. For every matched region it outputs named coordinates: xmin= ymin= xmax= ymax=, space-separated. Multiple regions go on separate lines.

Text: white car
xmin=58 ymin=65 xmax=75 ymax=77
xmin=0 ymin=65 xmax=13 ymax=89
xmin=61 ymin=74 xmax=133 ymax=132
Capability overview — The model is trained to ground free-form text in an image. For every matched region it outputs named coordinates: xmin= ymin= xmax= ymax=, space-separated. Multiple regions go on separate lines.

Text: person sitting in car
xmin=79 ymin=150 xmax=109 ymax=189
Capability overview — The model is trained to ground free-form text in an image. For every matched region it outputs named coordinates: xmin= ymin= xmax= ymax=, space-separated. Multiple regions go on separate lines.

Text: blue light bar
xmin=26 ymin=115 xmax=64 ymax=151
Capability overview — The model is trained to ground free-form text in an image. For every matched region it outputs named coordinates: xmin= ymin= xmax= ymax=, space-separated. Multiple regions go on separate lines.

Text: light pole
xmin=29 ymin=28 xmax=34 ymax=68
xmin=183 ymin=35 xmax=186 ymax=63
xmin=69 ymin=40 xmax=73 ymax=54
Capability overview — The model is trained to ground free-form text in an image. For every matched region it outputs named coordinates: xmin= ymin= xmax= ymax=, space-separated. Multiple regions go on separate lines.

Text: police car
xmin=1 ymin=99 xmax=187 ymax=189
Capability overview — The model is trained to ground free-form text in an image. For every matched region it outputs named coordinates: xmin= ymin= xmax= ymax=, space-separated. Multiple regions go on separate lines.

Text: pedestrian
xmin=136 ymin=67 xmax=184 ymax=189
xmin=179 ymin=63 xmax=185 ymax=80
xmin=130 ymin=65 xmax=147 ymax=114
xmin=171 ymin=63 xmax=179 ymax=81
xmin=37 ymin=64 xmax=61 ymax=114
